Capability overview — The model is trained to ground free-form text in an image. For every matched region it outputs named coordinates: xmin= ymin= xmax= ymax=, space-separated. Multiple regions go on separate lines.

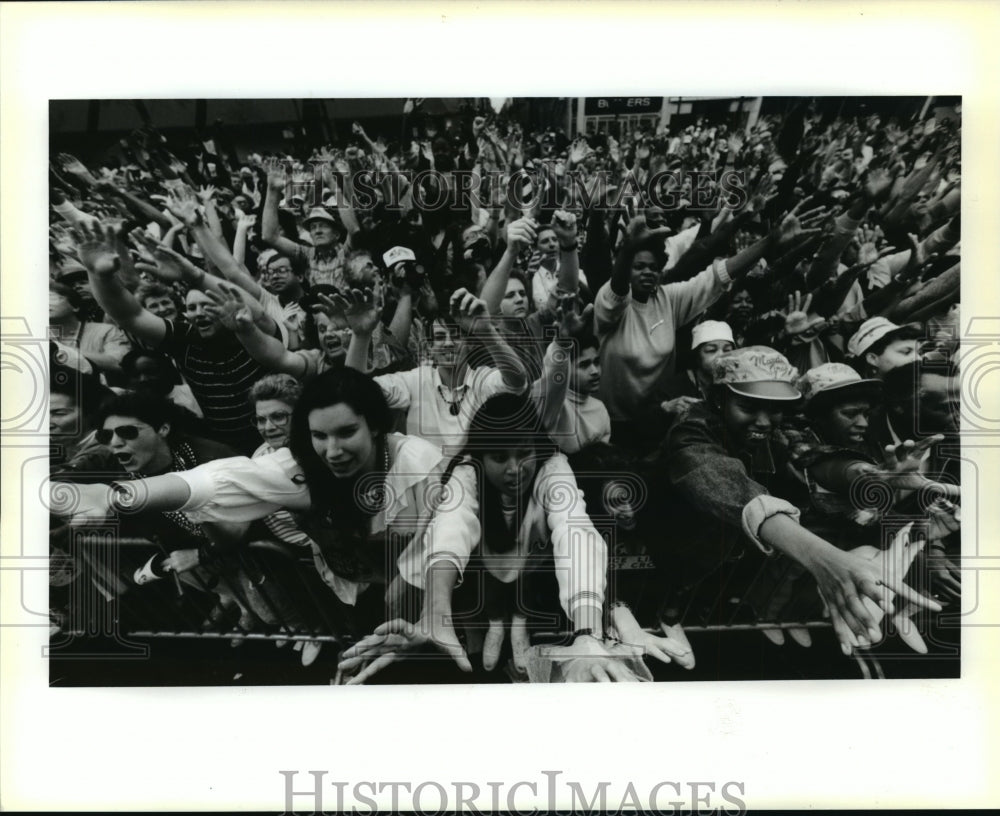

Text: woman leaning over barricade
xmin=51 ymin=367 xmax=483 ymax=677
xmin=339 ymin=393 xmax=689 ymax=683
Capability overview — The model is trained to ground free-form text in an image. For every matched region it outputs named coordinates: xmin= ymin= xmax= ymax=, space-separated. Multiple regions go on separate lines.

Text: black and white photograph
xmin=46 ymin=93 xmax=964 ymax=687
xmin=43 ymin=89 xmax=961 ymax=685
xmin=3 ymin=2 xmax=999 ymax=813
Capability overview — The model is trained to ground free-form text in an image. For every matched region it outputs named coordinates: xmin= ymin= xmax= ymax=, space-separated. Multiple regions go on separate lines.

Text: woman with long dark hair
xmin=339 ymin=393 xmax=650 ymax=683
xmin=52 ymin=367 xmax=482 ymax=673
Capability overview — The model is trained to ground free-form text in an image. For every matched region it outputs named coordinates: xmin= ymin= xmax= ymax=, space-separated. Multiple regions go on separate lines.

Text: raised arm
xmin=551 ymin=209 xmax=581 ymax=296
xmin=76 ymin=223 xmax=167 ymax=347
xmin=261 ymin=165 xmax=306 ymax=257
xmin=232 ymin=212 xmax=256 ymax=267
xmin=452 ymin=288 xmax=528 ymax=391
xmin=203 ymin=284 xmax=306 ymax=378
xmin=481 ymin=217 xmax=536 ymax=314
xmin=532 ymin=295 xmax=594 ymax=432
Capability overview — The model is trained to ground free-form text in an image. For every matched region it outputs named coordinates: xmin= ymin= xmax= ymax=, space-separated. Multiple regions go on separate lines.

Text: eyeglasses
xmin=254 ymin=411 xmax=292 ymax=427
xmin=95 ymin=424 xmax=145 ymax=444
xmin=261 ymin=265 xmax=293 ymax=277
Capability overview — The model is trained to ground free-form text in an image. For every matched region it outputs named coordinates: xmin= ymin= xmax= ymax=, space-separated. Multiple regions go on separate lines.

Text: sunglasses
xmin=95 ymin=424 xmax=146 ymax=444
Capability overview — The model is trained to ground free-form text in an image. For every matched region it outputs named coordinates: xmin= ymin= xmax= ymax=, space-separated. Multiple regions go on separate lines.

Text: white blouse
xmin=479 ymin=452 xmax=608 ymax=623
xmin=175 ymin=433 xmax=481 ymax=601
xmin=172 ymin=436 xmax=607 ymax=621
xmin=374 ymin=363 xmax=514 ymax=453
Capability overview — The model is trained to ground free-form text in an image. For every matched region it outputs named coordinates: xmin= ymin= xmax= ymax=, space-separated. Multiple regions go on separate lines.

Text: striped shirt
xmin=160 ymin=320 xmax=269 ymax=454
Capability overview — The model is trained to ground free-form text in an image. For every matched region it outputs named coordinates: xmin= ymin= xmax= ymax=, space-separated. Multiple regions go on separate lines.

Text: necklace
xmin=437 ymin=383 xmax=467 ymax=416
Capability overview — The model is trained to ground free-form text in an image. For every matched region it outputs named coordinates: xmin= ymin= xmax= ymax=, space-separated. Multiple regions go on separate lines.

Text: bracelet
xmin=559 ymin=243 xmax=577 ymax=252
xmin=571 ymin=627 xmax=597 ymax=641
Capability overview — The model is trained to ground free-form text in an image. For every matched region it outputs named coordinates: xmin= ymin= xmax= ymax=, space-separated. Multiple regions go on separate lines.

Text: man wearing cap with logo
xmin=847 ymin=316 xmax=923 ymax=379
xmin=263 ymin=168 xmax=350 ymax=291
xmin=653 ymin=346 xmax=942 ymax=655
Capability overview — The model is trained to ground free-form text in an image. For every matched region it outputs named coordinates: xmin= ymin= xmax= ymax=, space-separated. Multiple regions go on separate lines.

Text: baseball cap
xmin=797 ymin=363 xmax=882 ymax=412
xmin=847 ymin=317 xmax=921 ymax=357
xmin=691 ymin=320 xmax=735 ymax=350
xmin=303 ymin=207 xmax=341 ymax=228
xmin=383 ymin=246 xmax=416 ymax=268
xmin=712 ymin=346 xmax=801 ymax=401
xmin=53 ymin=259 xmax=88 ymax=281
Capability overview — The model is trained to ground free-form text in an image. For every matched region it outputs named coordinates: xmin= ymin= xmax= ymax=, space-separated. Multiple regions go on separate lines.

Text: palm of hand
xmin=149 ymin=251 xmax=189 ymax=282
xmin=347 ymin=307 xmax=379 ymax=335
xmin=78 ymin=240 xmax=118 ymax=275
xmin=217 ymin=301 xmax=251 ymax=331
xmin=784 ymin=310 xmax=812 ymax=335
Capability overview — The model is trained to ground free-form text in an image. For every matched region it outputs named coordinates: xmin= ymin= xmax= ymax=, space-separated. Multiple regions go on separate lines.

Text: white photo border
xmin=2 ymin=1 xmax=999 ymax=810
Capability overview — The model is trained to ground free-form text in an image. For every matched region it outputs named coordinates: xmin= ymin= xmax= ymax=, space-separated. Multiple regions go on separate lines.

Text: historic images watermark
xmin=267 ymin=162 xmax=751 ymax=215
xmin=279 ymin=769 xmax=747 ymax=814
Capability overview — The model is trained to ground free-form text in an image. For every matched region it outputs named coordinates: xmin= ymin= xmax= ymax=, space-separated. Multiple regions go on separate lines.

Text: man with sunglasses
xmin=90 ymin=391 xmax=260 ymax=631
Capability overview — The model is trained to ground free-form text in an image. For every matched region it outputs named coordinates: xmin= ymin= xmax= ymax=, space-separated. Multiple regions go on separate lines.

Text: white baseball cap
xmin=691 ymin=320 xmax=735 ymax=350
xmin=382 ymin=246 xmax=416 ymax=268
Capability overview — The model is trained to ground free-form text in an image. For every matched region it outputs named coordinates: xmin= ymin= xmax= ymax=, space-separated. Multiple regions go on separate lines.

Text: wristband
xmin=559 ymin=242 xmax=577 ymax=252
xmin=571 ymin=627 xmax=597 ymax=641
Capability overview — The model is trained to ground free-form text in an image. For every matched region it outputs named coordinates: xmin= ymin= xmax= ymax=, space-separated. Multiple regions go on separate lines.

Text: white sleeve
xmin=422 ymin=462 xmax=481 ymax=579
xmin=176 ymin=448 xmax=310 ymax=522
xmin=664 ymin=223 xmax=701 ymax=270
xmin=532 ymin=269 xmax=550 ymax=313
xmin=374 ymin=368 xmax=418 ymax=409
xmin=535 ymin=454 xmax=608 ymax=620
xmin=594 ymin=280 xmax=629 ymax=336
xmin=257 ymin=288 xmax=291 ymax=348
xmin=665 ymin=258 xmax=731 ymax=330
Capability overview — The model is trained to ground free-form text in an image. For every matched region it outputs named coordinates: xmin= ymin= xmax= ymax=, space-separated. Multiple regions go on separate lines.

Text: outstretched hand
xmin=505 ymin=217 xmax=538 ymax=254
xmin=203 ymin=283 xmax=256 ymax=332
xmin=337 ymin=616 xmax=472 ymax=685
xmin=330 ymin=285 xmax=381 ymax=336
xmin=803 ymin=523 xmax=942 ymax=655
xmin=553 ymin=293 xmax=594 ymax=340
xmin=450 ymin=287 xmax=490 ymax=334
xmin=131 ymin=229 xmax=204 ymax=284
xmin=72 ymin=221 xmax=121 ymax=276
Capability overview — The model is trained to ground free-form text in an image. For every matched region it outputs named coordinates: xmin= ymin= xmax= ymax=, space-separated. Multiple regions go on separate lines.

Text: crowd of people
xmin=48 ymin=97 xmax=962 ymax=683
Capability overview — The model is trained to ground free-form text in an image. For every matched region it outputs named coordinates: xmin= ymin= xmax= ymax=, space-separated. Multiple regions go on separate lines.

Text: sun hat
xmin=796 ymin=363 xmax=882 ymax=413
xmin=303 ymin=207 xmax=341 ymax=228
xmin=847 ymin=316 xmax=921 ymax=358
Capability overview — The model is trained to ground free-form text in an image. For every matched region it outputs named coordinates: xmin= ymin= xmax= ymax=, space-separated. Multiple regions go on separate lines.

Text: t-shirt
xmin=158 ymin=320 xmax=271 ymax=454
xmin=374 ymin=363 xmax=514 ymax=452
xmin=546 ymin=389 xmax=612 ymax=455
xmin=595 ymin=259 xmax=731 ymax=422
